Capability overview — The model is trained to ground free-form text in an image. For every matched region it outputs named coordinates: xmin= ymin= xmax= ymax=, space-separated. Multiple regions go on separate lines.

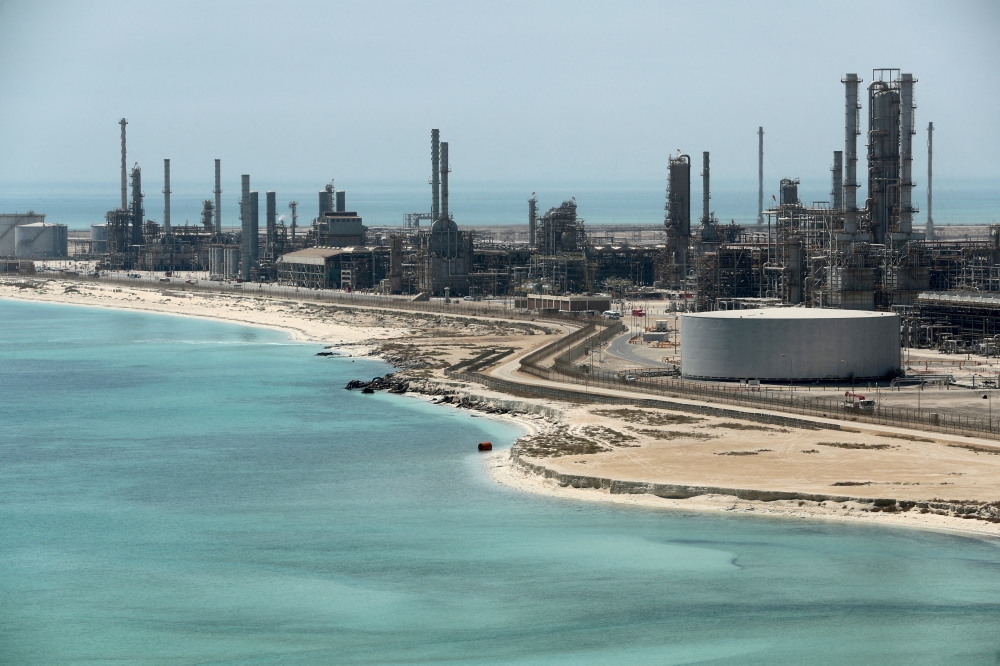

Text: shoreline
xmin=482 ymin=448 xmax=1000 ymax=540
xmin=6 ymin=276 xmax=1000 ymax=541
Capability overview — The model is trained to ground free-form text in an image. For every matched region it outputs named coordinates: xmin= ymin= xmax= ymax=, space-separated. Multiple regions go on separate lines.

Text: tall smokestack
xmin=440 ymin=141 xmax=449 ymax=222
xmin=119 ymin=119 xmax=128 ymax=210
xmin=899 ymin=73 xmax=916 ymax=235
xmin=431 ymin=129 xmax=441 ymax=220
xmin=701 ymin=151 xmax=710 ymax=224
xmin=240 ymin=175 xmax=251 ymax=280
xmin=832 ymin=151 xmax=844 ymax=210
xmin=843 ymin=73 xmax=861 ymax=234
xmin=214 ymin=159 xmax=222 ymax=235
xmin=757 ymin=127 xmax=764 ymax=225
xmin=163 ymin=159 xmax=171 ymax=233
xmin=926 ymin=122 xmax=934 ymax=240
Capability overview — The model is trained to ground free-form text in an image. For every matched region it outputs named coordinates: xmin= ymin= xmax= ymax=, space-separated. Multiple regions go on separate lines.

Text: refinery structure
xmin=3 ymin=69 xmax=1000 ymax=357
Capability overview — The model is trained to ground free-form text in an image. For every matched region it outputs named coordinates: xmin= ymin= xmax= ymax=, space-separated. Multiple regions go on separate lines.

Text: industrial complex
xmin=3 ymin=69 xmax=999 ymax=368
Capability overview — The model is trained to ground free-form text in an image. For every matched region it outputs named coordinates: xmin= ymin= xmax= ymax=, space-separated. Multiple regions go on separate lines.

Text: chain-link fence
xmin=514 ymin=324 xmax=1000 ymax=440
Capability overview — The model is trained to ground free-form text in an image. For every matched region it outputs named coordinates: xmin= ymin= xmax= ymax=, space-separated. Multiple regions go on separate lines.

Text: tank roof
xmin=684 ymin=308 xmax=896 ymax=320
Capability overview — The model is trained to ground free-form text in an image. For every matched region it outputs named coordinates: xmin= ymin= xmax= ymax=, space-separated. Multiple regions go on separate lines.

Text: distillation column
xmin=926 ymin=122 xmax=934 ymax=240
xmin=898 ymin=73 xmax=916 ymax=235
xmin=701 ymin=151 xmax=716 ymax=242
xmin=831 ymin=151 xmax=843 ymax=210
xmin=757 ymin=127 xmax=764 ymax=225
xmin=119 ymin=119 xmax=128 ymax=210
xmin=130 ymin=165 xmax=143 ymax=246
xmin=240 ymin=175 xmax=251 ymax=280
xmin=431 ymin=129 xmax=440 ymax=221
xmin=843 ymin=74 xmax=861 ymax=235
xmin=163 ymin=159 xmax=171 ymax=233
xmin=528 ymin=194 xmax=537 ymax=248
xmin=440 ymin=142 xmax=449 ymax=221
xmin=214 ymin=159 xmax=222 ymax=235
xmin=266 ymin=191 xmax=276 ymax=255
xmin=250 ymin=191 xmax=259 ymax=266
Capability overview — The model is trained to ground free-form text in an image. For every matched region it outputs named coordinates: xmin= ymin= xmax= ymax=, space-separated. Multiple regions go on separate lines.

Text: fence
xmin=43 ymin=272 xmax=999 ymax=439
xmin=49 ymin=272 xmax=603 ymax=327
xmin=511 ymin=322 xmax=1000 ymax=440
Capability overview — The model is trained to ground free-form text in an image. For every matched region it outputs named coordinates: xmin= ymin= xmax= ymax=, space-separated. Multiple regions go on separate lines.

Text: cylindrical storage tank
xmin=90 ymin=223 xmax=107 ymax=254
xmin=335 ymin=190 xmax=346 ymax=212
xmin=224 ymin=247 xmax=240 ymax=278
xmin=681 ymin=309 xmax=900 ymax=380
xmin=209 ymin=247 xmax=224 ymax=276
xmin=15 ymin=223 xmax=68 ymax=258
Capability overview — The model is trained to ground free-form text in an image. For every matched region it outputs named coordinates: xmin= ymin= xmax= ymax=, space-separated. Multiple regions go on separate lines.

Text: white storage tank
xmin=681 ymin=308 xmax=900 ymax=381
xmin=90 ymin=223 xmax=108 ymax=254
xmin=0 ymin=213 xmax=45 ymax=256
xmin=14 ymin=222 xmax=68 ymax=259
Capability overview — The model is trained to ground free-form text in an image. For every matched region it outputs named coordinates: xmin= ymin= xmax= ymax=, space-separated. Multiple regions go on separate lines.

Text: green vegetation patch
xmin=947 ymin=443 xmax=1000 ymax=455
xmin=593 ymin=408 xmax=703 ymax=426
xmin=817 ymin=441 xmax=895 ymax=450
xmin=880 ymin=432 xmax=935 ymax=443
xmin=715 ymin=449 xmax=773 ymax=456
xmin=709 ymin=422 xmax=787 ymax=432
xmin=630 ymin=428 xmax=715 ymax=441
xmin=579 ymin=425 xmax=638 ymax=447
xmin=514 ymin=428 xmax=609 ymax=458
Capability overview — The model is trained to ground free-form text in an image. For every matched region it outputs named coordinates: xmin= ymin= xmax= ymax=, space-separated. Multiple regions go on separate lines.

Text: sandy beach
xmin=5 ymin=274 xmax=1000 ymax=539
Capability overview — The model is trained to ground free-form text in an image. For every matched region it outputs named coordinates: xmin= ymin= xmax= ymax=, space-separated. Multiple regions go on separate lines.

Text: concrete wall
xmin=681 ymin=309 xmax=900 ymax=380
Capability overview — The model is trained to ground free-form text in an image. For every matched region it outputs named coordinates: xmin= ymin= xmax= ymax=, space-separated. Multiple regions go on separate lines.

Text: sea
xmin=1 ymin=179 xmax=998 ymax=230
xmin=2 ymin=299 xmax=1000 ymax=665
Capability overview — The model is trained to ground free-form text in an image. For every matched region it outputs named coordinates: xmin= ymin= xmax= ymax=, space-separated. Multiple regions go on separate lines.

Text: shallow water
xmin=2 ymin=299 xmax=1000 ymax=665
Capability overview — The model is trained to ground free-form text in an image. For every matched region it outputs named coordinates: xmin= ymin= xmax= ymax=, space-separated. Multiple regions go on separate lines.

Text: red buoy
xmin=478 ymin=442 xmax=493 ymax=451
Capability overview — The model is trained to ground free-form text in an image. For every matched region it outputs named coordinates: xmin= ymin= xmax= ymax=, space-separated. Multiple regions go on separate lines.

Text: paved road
xmin=605 ymin=332 xmax=671 ymax=367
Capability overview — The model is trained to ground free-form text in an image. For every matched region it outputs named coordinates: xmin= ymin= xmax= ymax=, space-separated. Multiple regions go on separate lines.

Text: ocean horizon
xmin=2 ymin=178 xmax=998 ymax=231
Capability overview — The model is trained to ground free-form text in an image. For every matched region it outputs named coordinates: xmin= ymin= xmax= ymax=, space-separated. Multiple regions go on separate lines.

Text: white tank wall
xmin=14 ymin=223 xmax=68 ymax=259
xmin=0 ymin=213 xmax=45 ymax=256
xmin=681 ymin=309 xmax=900 ymax=380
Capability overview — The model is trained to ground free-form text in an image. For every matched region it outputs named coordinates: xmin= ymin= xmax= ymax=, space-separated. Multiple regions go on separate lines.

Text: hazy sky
xmin=1 ymin=0 xmax=998 ymax=191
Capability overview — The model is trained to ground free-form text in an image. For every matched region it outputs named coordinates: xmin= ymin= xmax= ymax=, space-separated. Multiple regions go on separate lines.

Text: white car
xmin=602 ymin=310 xmax=621 ymax=319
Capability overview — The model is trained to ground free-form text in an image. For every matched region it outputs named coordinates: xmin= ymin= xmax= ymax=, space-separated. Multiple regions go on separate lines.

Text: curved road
xmin=605 ymin=332 xmax=672 ymax=368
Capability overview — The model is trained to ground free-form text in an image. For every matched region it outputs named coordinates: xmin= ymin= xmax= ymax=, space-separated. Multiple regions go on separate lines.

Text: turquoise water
xmin=2 ymin=300 xmax=1000 ymax=665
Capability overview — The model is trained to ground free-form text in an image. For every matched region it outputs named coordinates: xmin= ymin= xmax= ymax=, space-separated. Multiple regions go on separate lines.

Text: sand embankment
xmin=0 ymin=277 xmax=406 ymax=346
xmin=480 ymin=400 xmax=1000 ymax=538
